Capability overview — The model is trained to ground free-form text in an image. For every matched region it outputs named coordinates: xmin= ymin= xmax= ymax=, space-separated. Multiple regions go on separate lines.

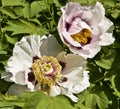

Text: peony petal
xmin=50 ymin=85 xmax=61 ymax=97
xmin=68 ymin=18 xmax=91 ymax=34
xmin=56 ymin=52 xmax=87 ymax=74
xmin=62 ymin=31 xmax=81 ymax=47
xmin=54 ymin=64 xmax=90 ymax=102
xmin=89 ymin=2 xmax=105 ymax=26
xmin=99 ymin=33 xmax=115 ymax=46
xmin=98 ymin=17 xmax=113 ymax=33
xmin=63 ymin=92 xmax=78 ymax=102
xmin=40 ymin=35 xmax=64 ymax=57
xmin=1 ymin=71 xmax=12 ymax=82
xmin=72 ymin=71 xmax=90 ymax=93
xmin=58 ymin=67 xmax=90 ymax=95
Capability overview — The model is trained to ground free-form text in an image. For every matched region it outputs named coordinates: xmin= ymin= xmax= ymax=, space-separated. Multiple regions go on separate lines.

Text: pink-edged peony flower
xmin=2 ymin=34 xmax=90 ymax=102
xmin=58 ymin=2 xmax=115 ymax=58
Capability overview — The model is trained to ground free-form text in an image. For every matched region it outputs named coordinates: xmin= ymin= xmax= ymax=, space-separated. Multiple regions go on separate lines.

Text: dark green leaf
xmin=95 ymin=49 xmax=116 ymax=69
xmin=111 ymin=74 xmax=120 ymax=97
xmin=85 ymin=92 xmax=109 ymax=109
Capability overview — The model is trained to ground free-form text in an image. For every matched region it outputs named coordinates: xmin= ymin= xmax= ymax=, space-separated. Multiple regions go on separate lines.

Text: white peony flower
xmin=2 ymin=34 xmax=90 ymax=102
xmin=57 ymin=2 xmax=115 ymax=58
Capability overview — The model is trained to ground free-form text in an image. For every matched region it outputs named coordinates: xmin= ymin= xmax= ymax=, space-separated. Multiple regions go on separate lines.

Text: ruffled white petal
xmin=56 ymin=52 xmax=87 ymax=74
xmin=50 ymin=85 xmax=61 ymax=97
xmin=57 ymin=67 xmax=90 ymax=102
xmin=3 ymin=35 xmax=47 ymax=88
xmin=99 ymin=33 xmax=115 ymax=46
xmin=40 ymin=35 xmax=63 ymax=57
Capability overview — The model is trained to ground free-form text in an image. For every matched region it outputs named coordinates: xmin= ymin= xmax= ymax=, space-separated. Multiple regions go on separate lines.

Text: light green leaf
xmin=1 ymin=7 xmax=17 ymax=19
xmin=30 ymin=1 xmax=48 ymax=17
xmin=5 ymin=34 xmax=17 ymax=44
xmin=37 ymin=95 xmax=74 ymax=109
xmin=111 ymin=9 xmax=120 ymax=19
xmin=4 ymin=20 xmax=38 ymax=35
xmin=95 ymin=49 xmax=116 ymax=69
xmin=2 ymin=0 xmax=24 ymax=7
xmin=70 ymin=0 xmax=88 ymax=4
xmin=23 ymin=91 xmax=49 ymax=109
xmin=85 ymin=92 xmax=109 ymax=109
xmin=22 ymin=2 xmax=30 ymax=18
xmin=75 ymin=102 xmax=88 ymax=109
xmin=23 ymin=92 xmax=74 ymax=109
xmin=0 ymin=94 xmax=24 ymax=108
xmin=101 ymin=0 xmax=116 ymax=7
xmin=53 ymin=0 xmax=61 ymax=7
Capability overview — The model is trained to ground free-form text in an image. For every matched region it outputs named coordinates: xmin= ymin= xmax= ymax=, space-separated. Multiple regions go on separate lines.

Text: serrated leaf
xmin=105 ymin=50 xmax=120 ymax=78
xmin=13 ymin=7 xmax=24 ymax=17
xmin=5 ymin=34 xmax=17 ymax=44
xmin=75 ymin=102 xmax=88 ymax=109
xmin=111 ymin=9 xmax=120 ymax=19
xmin=53 ymin=0 xmax=61 ymax=7
xmin=70 ymin=0 xmax=88 ymax=4
xmin=2 ymin=0 xmax=24 ymax=7
xmin=85 ymin=92 xmax=109 ymax=109
xmin=22 ymin=92 xmax=74 ymax=109
xmin=0 ymin=94 xmax=24 ymax=108
xmin=23 ymin=91 xmax=49 ymax=109
xmin=1 ymin=7 xmax=17 ymax=19
xmin=101 ymin=0 xmax=115 ymax=7
xmin=30 ymin=1 xmax=48 ymax=17
xmin=22 ymin=2 xmax=30 ymax=18
xmin=95 ymin=49 xmax=116 ymax=69
xmin=111 ymin=74 xmax=120 ymax=97
xmin=37 ymin=95 xmax=74 ymax=109
xmin=4 ymin=20 xmax=38 ymax=35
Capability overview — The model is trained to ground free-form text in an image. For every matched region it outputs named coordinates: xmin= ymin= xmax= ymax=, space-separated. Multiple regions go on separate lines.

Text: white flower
xmin=2 ymin=34 xmax=90 ymax=102
xmin=57 ymin=2 xmax=115 ymax=58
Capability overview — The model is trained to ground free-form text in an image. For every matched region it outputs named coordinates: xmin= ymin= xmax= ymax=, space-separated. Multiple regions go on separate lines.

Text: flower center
xmin=32 ymin=56 xmax=62 ymax=93
xmin=71 ymin=28 xmax=92 ymax=44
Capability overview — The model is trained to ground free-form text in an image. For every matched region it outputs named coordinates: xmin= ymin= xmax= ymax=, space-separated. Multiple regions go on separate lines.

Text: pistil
xmin=71 ymin=28 xmax=92 ymax=44
xmin=32 ymin=56 xmax=62 ymax=93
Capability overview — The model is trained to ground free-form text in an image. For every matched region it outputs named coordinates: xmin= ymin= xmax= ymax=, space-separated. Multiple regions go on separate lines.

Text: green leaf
xmin=75 ymin=103 xmax=88 ymax=109
xmin=111 ymin=9 xmax=120 ymax=19
xmin=4 ymin=20 xmax=38 ymax=35
xmin=23 ymin=91 xmax=49 ymax=109
xmin=101 ymin=0 xmax=116 ymax=7
xmin=105 ymin=50 xmax=120 ymax=78
xmin=1 ymin=0 xmax=24 ymax=7
xmin=1 ymin=7 xmax=17 ymax=19
xmin=22 ymin=92 xmax=74 ymax=109
xmin=70 ymin=0 xmax=88 ymax=4
xmin=5 ymin=34 xmax=17 ymax=44
xmin=53 ymin=0 xmax=61 ymax=7
xmin=37 ymin=95 xmax=74 ymax=109
xmin=111 ymin=74 xmax=120 ymax=97
xmin=85 ymin=92 xmax=109 ymax=109
xmin=0 ymin=93 xmax=24 ymax=108
xmin=30 ymin=1 xmax=48 ymax=17
xmin=22 ymin=2 xmax=30 ymax=18
xmin=95 ymin=49 xmax=116 ymax=69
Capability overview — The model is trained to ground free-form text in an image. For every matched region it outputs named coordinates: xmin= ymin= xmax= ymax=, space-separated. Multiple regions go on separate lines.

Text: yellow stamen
xmin=32 ymin=56 xmax=62 ymax=93
xmin=71 ymin=28 xmax=92 ymax=44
